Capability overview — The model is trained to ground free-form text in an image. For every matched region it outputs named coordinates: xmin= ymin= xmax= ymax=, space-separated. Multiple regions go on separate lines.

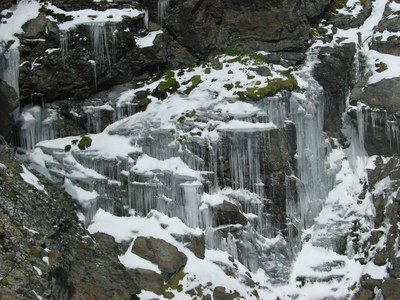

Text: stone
xmin=165 ymin=0 xmax=331 ymax=57
xmin=128 ymin=268 xmax=164 ymax=295
xmin=132 ymin=236 xmax=187 ymax=275
xmin=351 ymin=78 xmax=400 ymax=114
xmin=172 ymin=233 xmax=205 ymax=259
xmin=214 ymin=201 xmax=247 ymax=226
xmin=382 ymin=278 xmax=400 ymax=300
xmin=213 ymin=286 xmax=235 ymax=300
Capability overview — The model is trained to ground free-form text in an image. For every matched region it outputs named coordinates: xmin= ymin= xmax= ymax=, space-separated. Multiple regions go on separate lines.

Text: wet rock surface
xmin=0 ymin=79 xmax=18 ymax=143
xmin=314 ymin=43 xmax=356 ymax=138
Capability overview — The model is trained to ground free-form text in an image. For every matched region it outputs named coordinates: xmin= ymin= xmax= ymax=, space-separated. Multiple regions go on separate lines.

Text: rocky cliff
xmin=1 ymin=0 xmax=400 ymax=299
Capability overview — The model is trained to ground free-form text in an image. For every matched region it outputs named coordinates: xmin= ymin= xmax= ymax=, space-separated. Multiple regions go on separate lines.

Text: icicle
xmin=88 ymin=60 xmax=97 ymax=90
xmin=144 ymin=9 xmax=149 ymax=30
xmin=182 ymin=181 xmax=202 ymax=228
xmin=88 ymin=23 xmax=112 ymax=71
xmin=157 ymin=0 xmax=169 ymax=27
xmin=0 ymin=47 xmax=20 ymax=97
xmin=19 ymin=105 xmax=58 ymax=150
xmin=60 ymin=30 xmax=69 ymax=67
xmin=110 ymin=23 xmax=117 ymax=64
xmin=386 ymin=120 xmax=399 ymax=152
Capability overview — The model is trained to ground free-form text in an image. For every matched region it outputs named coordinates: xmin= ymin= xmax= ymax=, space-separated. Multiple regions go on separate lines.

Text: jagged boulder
xmin=213 ymin=286 xmax=238 ymax=300
xmin=214 ymin=201 xmax=247 ymax=226
xmin=0 ymin=0 xmax=14 ymax=13
xmin=128 ymin=268 xmax=165 ymax=295
xmin=132 ymin=236 xmax=187 ymax=275
xmin=0 ymin=79 xmax=18 ymax=143
xmin=172 ymin=233 xmax=205 ymax=259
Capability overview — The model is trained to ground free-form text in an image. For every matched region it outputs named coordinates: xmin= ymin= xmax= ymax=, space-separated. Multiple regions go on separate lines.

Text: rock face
xmin=18 ymin=10 xmax=169 ymax=107
xmin=0 ymin=144 xmax=141 ymax=300
xmin=6 ymin=0 xmax=334 ymax=108
xmin=314 ymin=43 xmax=356 ymax=138
xmin=0 ymin=79 xmax=18 ymax=143
xmin=166 ymin=0 xmax=330 ymax=57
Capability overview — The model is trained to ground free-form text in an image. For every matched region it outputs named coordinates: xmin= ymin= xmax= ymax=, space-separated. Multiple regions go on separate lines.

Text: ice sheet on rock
xmin=20 ymin=164 xmax=46 ymax=192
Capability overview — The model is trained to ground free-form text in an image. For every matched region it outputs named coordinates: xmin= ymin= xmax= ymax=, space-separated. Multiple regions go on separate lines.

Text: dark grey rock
xmin=132 ymin=236 xmax=187 ymax=275
xmin=172 ymin=233 xmax=205 ymax=259
xmin=0 ymin=79 xmax=18 ymax=144
xmin=128 ymin=268 xmax=165 ymax=295
xmin=214 ymin=201 xmax=248 ymax=226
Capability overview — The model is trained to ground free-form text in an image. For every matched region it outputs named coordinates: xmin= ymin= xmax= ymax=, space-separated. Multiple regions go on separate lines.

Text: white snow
xmin=45 ymin=4 xmax=142 ymax=31
xmin=135 ymin=30 xmax=162 ymax=48
xmin=363 ymin=262 xmax=387 ymax=279
xmin=118 ymin=240 xmax=161 ymax=273
xmin=218 ymin=119 xmax=276 ymax=131
xmin=133 ymin=154 xmax=202 ymax=180
xmin=33 ymin=266 xmax=43 ymax=276
xmin=63 ymin=178 xmax=98 ymax=208
xmin=20 ymin=164 xmax=46 ymax=192
xmin=0 ymin=163 xmax=6 ymax=169
xmin=0 ymin=0 xmax=41 ymax=47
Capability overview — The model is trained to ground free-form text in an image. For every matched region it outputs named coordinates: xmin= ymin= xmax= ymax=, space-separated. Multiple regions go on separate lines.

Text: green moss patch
xmin=375 ymin=62 xmax=388 ymax=73
xmin=222 ymin=47 xmax=267 ymax=65
xmin=152 ymin=71 xmax=180 ymax=100
xmin=239 ymin=78 xmax=298 ymax=101
xmin=183 ymin=75 xmax=203 ymax=95
xmin=164 ymin=269 xmax=186 ymax=295
xmin=78 ymin=135 xmax=92 ymax=150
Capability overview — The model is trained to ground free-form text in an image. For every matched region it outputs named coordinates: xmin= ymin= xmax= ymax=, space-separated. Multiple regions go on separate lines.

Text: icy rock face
xmin=314 ymin=43 xmax=357 ymax=138
xmin=16 ymin=5 xmax=169 ymax=107
xmin=29 ymin=79 xmax=332 ymax=282
xmin=349 ymin=78 xmax=400 ymax=156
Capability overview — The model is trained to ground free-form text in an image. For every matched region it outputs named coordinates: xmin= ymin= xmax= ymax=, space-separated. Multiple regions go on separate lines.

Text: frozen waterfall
xmin=19 ymin=106 xmax=58 ymax=150
xmin=60 ymin=22 xmax=117 ymax=71
xmin=0 ymin=47 xmax=20 ymax=97
xmin=157 ymin=0 xmax=169 ymax=27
